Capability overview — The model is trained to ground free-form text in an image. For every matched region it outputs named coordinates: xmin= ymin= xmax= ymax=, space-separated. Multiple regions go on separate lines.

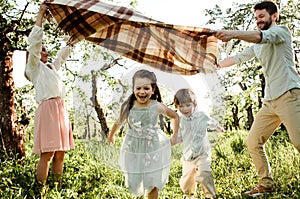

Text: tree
xmin=0 ymin=0 xmax=36 ymax=159
xmin=91 ymin=70 xmax=109 ymax=139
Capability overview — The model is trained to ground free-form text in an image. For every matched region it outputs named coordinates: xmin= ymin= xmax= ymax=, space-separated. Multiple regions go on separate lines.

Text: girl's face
xmin=133 ymin=77 xmax=154 ymax=106
xmin=178 ymin=102 xmax=195 ymax=117
xmin=40 ymin=45 xmax=49 ymax=63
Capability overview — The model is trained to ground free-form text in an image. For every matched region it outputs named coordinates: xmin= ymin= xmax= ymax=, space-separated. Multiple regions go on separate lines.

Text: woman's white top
xmin=25 ymin=25 xmax=71 ymax=104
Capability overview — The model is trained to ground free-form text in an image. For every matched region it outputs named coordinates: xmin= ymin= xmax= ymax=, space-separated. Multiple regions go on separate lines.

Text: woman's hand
xmin=35 ymin=2 xmax=48 ymax=27
xmin=40 ymin=2 xmax=48 ymax=15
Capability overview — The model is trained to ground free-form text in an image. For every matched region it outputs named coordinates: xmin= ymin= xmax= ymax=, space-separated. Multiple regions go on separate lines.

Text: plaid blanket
xmin=47 ymin=0 xmax=219 ymax=75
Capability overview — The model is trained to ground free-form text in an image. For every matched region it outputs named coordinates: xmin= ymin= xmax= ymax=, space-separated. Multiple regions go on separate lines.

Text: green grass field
xmin=0 ymin=130 xmax=299 ymax=198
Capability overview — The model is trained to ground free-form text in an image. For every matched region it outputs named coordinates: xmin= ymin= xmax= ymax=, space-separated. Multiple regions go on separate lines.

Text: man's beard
xmin=258 ymin=17 xmax=272 ymax=30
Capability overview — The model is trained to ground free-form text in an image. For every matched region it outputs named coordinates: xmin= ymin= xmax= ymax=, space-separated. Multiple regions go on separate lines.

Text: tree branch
xmin=16 ymin=2 xmax=29 ymax=27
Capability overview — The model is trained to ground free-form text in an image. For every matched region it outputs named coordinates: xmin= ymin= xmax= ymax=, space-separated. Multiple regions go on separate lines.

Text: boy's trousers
xmin=180 ymin=155 xmax=216 ymax=198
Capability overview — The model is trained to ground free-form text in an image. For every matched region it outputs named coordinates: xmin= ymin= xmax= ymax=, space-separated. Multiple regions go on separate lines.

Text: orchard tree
xmin=0 ymin=0 xmax=36 ymax=159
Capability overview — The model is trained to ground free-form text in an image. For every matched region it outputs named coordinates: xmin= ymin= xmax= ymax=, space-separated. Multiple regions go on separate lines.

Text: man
xmin=215 ymin=1 xmax=300 ymax=196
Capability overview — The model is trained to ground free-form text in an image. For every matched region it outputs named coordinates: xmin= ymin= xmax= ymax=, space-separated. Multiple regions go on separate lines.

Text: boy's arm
xmin=170 ymin=134 xmax=182 ymax=146
xmin=216 ymin=125 xmax=225 ymax=133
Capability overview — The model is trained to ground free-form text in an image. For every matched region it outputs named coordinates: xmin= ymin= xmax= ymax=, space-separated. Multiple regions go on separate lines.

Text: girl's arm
xmin=157 ymin=102 xmax=180 ymax=146
xmin=108 ymin=117 xmax=124 ymax=145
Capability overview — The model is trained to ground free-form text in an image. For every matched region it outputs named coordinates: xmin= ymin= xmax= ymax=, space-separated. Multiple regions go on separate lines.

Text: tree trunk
xmin=238 ymin=82 xmax=254 ymax=130
xmin=246 ymin=105 xmax=254 ymax=130
xmin=0 ymin=51 xmax=25 ymax=160
xmin=91 ymin=71 xmax=109 ymax=137
xmin=93 ymin=122 xmax=97 ymax=137
xmin=86 ymin=113 xmax=90 ymax=139
xmin=231 ymin=104 xmax=240 ymax=130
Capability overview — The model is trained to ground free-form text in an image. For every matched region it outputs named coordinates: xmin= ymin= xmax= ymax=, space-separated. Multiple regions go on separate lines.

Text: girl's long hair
xmin=119 ymin=69 xmax=163 ymax=124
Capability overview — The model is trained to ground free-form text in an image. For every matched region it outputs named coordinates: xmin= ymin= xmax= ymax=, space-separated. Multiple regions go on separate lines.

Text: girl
xmin=108 ymin=69 xmax=179 ymax=199
xmin=25 ymin=3 xmax=74 ymax=184
xmin=173 ymin=88 xmax=224 ymax=199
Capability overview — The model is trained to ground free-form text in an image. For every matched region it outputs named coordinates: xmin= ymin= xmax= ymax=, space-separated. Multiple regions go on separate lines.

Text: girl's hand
xmin=170 ymin=136 xmax=178 ymax=146
xmin=107 ymin=133 xmax=115 ymax=145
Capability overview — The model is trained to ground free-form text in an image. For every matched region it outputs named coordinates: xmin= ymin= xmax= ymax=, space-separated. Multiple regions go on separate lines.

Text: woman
xmin=25 ymin=3 xmax=74 ymax=184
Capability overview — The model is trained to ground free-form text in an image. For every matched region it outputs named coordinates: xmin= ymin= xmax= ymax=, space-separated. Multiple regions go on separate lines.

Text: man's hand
xmin=215 ymin=30 xmax=235 ymax=42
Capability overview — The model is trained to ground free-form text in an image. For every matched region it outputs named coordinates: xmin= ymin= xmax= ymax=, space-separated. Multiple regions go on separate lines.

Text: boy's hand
xmin=218 ymin=126 xmax=225 ymax=133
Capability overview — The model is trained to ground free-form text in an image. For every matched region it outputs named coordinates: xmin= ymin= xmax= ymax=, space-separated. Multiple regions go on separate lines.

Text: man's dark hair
xmin=254 ymin=1 xmax=278 ymax=15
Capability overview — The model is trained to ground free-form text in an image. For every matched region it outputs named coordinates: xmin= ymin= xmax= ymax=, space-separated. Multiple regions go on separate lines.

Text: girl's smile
xmin=133 ymin=77 xmax=154 ymax=106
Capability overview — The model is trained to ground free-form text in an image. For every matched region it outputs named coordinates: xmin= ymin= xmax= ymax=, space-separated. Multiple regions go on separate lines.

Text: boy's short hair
xmin=174 ymin=88 xmax=197 ymax=108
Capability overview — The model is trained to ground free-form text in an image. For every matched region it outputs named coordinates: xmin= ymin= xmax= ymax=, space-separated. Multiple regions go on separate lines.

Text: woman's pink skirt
xmin=33 ymin=97 xmax=74 ymax=155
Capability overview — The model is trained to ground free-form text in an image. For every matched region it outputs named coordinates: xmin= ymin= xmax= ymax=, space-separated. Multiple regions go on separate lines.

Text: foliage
xmin=1 ymin=129 xmax=299 ymax=198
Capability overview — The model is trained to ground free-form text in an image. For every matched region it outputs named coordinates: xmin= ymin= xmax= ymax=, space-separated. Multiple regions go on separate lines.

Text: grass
xmin=0 ymin=130 xmax=299 ymax=198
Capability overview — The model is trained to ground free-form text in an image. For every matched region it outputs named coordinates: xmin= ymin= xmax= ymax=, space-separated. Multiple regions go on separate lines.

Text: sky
xmin=135 ymin=0 xmax=235 ymax=27
xmin=13 ymin=0 xmax=243 ymax=87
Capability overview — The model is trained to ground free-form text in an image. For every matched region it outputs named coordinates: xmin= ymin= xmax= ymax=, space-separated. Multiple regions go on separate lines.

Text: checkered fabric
xmin=46 ymin=0 xmax=219 ymax=75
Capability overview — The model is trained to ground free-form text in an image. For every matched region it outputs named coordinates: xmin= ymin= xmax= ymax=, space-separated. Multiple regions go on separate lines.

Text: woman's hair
xmin=174 ymin=88 xmax=197 ymax=108
xmin=119 ymin=69 xmax=162 ymax=123
xmin=254 ymin=1 xmax=278 ymax=16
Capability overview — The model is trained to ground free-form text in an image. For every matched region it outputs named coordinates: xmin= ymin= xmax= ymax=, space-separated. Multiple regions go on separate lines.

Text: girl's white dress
xmin=119 ymin=100 xmax=171 ymax=196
